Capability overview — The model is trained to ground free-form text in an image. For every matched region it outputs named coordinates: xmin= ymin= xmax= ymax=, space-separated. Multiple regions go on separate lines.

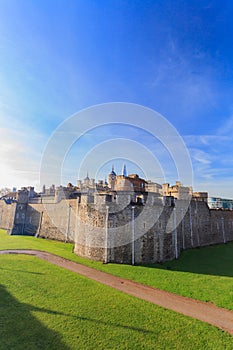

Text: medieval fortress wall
xmin=0 ymin=201 xmax=16 ymax=232
xmin=1 ymin=188 xmax=233 ymax=264
xmin=75 ymin=197 xmax=233 ymax=263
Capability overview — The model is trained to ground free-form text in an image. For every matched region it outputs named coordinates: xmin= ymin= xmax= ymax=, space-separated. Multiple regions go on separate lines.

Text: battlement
xmin=1 ymin=167 xmax=233 ymax=265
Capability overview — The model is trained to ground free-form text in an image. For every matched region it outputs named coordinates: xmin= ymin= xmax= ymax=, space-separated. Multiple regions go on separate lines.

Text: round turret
xmin=108 ymin=166 xmax=116 ymax=189
xmin=83 ymin=172 xmax=90 ymax=187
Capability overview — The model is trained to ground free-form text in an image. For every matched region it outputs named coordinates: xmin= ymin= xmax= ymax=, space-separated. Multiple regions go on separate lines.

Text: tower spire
xmin=122 ymin=164 xmax=127 ymax=177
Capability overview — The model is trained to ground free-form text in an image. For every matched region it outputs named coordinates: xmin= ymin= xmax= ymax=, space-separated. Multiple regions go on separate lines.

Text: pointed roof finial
xmin=122 ymin=164 xmax=127 ymax=177
xmin=110 ymin=164 xmax=116 ymax=176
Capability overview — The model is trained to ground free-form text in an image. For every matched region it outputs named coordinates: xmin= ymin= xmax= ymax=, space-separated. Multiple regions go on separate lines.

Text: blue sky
xmin=0 ymin=0 xmax=233 ymax=197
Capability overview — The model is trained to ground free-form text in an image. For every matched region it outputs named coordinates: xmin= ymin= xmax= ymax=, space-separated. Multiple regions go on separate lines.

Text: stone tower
xmin=83 ymin=173 xmax=90 ymax=188
xmin=108 ymin=166 xmax=116 ymax=190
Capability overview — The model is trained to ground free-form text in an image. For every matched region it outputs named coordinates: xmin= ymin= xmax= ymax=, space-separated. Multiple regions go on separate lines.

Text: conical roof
xmin=84 ymin=172 xmax=90 ymax=180
xmin=122 ymin=164 xmax=127 ymax=177
xmin=110 ymin=165 xmax=116 ymax=176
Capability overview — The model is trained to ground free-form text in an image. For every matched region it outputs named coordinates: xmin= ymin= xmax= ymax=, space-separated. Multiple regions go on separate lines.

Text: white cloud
xmin=146 ymin=36 xmax=220 ymax=126
xmin=0 ymin=125 xmax=46 ymax=190
xmin=195 ymin=178 xmax=233 ymax=199
xmin=182 ymin=131 xmax=233 ymax=197
xmin=190 ymin=149 xmax=212 ymax=165
xmin=216 ymin=114 xmax=233 ymax=135
xmin=184 ymin=134 xmax=230 ymax=146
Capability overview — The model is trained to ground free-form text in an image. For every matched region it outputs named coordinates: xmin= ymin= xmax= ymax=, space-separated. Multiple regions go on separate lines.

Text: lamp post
xmin=181 ymin=208 xmax=185 ymax=250
xmin=189 ymin=205 xmax=193 ymax=247
xmin=173 ymin=207 xmax=178 ymax=259
xmin=131 ymin=206 xmax=135 ymax=265
xmin=105 ymin=206 xmax=109 ymax=263
xmin=222 ymin=217 xmax=226 ymax=244
xmin=66 ymin=204 xmax=71 ymax=243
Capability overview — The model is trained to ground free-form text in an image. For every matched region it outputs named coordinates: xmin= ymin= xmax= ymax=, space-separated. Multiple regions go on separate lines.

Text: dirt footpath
xmin=1 ymin=249 xmax=233 ymax=335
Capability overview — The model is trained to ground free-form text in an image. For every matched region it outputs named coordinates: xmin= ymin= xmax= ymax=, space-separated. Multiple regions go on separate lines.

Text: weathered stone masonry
xmin=1 ymin=191 xmax=233 ymax=264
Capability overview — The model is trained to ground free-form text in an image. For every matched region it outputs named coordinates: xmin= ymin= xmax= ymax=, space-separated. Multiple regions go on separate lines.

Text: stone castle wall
xmin=22 ymin=199 xmax=78 ymax=242
xmin=1 ymin=195 xmax=233 ymax=264
xmin=74 ymin=199 xmax=233 ymax=264
xmin=0 ymin=200 xmax=17 ymax=234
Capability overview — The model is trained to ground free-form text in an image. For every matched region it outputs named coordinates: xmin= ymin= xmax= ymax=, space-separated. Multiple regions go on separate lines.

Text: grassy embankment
xmin=1 ymin=232 xmax=233 ymax=348
xmin=0 ymin=229 xmax=233 ymax=310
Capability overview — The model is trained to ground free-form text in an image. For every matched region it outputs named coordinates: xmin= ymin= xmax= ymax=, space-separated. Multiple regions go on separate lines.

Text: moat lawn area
xmin=1 ymin=254 xmax=233 ymax=349
xmin=1 ymin=229 xmax=233 ymax=310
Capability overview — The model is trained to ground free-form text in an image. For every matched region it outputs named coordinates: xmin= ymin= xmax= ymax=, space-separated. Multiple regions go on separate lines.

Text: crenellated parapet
xmin=1 ymin=171 xmax=233 ymax=264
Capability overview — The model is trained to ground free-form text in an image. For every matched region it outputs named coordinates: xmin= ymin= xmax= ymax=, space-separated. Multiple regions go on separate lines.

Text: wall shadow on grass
xmin=0 ymin=266 xmax=44 ymax=275
xmin=0 ymin=284 xmax=155 ymax=350
xmin=145 ymin=242 xmax=233 ymax=278
xmin=33 ymin=307 xmax=156 ymax=335
xmin=72 ymin=315 xmax=155 ymax=335
xmin=0 ymin=284 xmax=70 ymax=350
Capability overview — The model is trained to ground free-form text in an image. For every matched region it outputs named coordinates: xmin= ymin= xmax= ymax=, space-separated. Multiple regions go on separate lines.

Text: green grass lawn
xmin=1 ymin=253 xmax=233 ymax=349
xmin=1 ymin=229 xmax=233 ymax=311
